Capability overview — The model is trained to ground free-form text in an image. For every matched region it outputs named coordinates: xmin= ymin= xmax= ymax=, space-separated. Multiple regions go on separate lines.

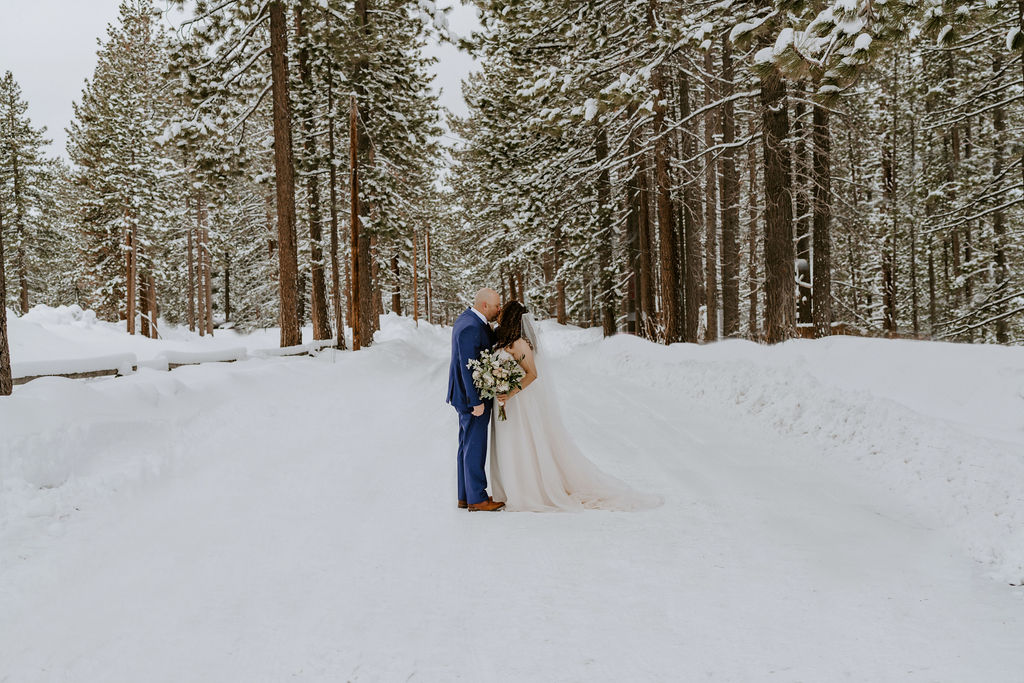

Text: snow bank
xmin=562 ymin=331 xmax=1024 ymax=584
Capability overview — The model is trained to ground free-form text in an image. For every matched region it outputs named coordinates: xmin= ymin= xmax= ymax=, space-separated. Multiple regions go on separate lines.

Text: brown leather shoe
xmin=458 ymin=500 xmax=468 ymax=509
xmin=468 ymin=499 xmax=506 ymax=512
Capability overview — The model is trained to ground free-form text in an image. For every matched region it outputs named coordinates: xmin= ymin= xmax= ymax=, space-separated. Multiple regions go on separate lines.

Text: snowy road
xmin=1 ymin=319 xmax=1022 ymax=682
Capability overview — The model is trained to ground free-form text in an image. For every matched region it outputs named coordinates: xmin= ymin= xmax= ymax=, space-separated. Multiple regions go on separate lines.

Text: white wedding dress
xmin=490 ymin=315 xmax=661 ymax=512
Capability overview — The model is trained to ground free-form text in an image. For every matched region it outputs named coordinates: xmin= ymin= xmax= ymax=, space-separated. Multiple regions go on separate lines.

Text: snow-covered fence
xmin=11 ymin=353 xmax=137 ymax=385
xmin=251 ymin=339 xmax=338 ymax=359
xmin=157 ymin=347 xmax=249 ymax=370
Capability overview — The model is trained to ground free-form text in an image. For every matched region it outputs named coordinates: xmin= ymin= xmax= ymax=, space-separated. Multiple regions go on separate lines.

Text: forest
xmin=2 ymin=0 xmax=1023 ymax=394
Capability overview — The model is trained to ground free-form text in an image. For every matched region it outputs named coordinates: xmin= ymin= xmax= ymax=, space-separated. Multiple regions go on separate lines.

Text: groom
xmin=446 ymin=288 xmax=505 ymax=512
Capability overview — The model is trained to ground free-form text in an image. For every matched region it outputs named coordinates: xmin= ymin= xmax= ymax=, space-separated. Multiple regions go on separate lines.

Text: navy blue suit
xmin=447 ymin=308 xmax=495 ymax=505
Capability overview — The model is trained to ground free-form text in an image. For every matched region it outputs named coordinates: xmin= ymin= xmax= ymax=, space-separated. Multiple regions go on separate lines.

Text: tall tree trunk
xmin=269 ymin=0 xmax=301 ymax=347
xmin=196 ymin=194 xmax=206 ymax=337
xmin=703 ymin=48 xmax=719 ymax=342
xmin=719 ymin=34 xmax=741 ymax=338
xmin=992 ymin=55 xmax=1010 ymax=343
xmin=140 ymin=270 xmax=151 ymax=338
xmin=648 ymin=1 xmax=681 ymax=343
xmin=596 ymin=126 xmax=617 ymax=336
xmin=325 ymin=59 xmax=346 ymax=349
xmin=126 ymin=217 xmax=137 ymax=335
xmin=678 ymin=70 xmax=703 ymax=343
xmin=0 ymin=210 xmax=13 ymax=396
xmin=203 ymin=224 xmax=214 ymax=336
xmin=349 ymin=94 xmax=362 ymax=350
xmin=186 ymin=208 xmax=196 ymax=332
xmin=424 ymin=229 xmax=433 ymax=324
xmin=746 ymin=117 xmax=760 ymax=340
xmin=412 ymin=230 xmax=420 ymax=323
xmin=638 ymin=159 xmax=655 ymax=338
xmin=625 ymin=136 xmax=641 ymax=335
xmin=147 ymin=273 xmax=158 ymax=339
xmin=553 ymin=227 xmax=566 ymax=323
xmin=759 ymin=66 xmax=796 ymax=344
xmin=223 ymin=252 xmax=230 ymax=324
xmin=295 ymin=4 xmax=331 ymax=341
xmin=793 ymin=93 xmax=812 ymax=328
xmin=390 ymin=254 xmax=402 ymax=314
xmin=811 ymin=105 xmax=832 ymax=338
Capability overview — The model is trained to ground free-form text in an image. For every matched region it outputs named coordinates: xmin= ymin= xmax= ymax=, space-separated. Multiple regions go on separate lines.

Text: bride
xmin=489 ymin=300 xmax=661 ymax=512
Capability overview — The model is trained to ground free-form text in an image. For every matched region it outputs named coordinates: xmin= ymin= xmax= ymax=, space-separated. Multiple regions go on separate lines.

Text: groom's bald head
xmin=474 ymin=288 xmax=501 ymax=322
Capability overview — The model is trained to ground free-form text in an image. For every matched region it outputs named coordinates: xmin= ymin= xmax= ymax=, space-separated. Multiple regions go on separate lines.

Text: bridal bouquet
xmin=467 ymin=349 xmax=525 ymax=421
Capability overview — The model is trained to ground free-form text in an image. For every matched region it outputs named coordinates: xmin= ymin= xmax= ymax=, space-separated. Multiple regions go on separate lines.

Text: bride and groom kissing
xmin=446 ymin=288 xmax=659 ymax=513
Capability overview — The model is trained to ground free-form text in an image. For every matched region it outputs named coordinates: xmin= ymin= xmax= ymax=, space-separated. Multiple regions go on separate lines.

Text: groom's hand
xmin=471 ymin=403 xmax=485 ymax=417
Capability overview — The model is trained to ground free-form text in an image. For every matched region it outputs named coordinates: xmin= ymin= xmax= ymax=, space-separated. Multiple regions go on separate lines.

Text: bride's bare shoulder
xmin=509 ymin=337 xmax=533 ymax=356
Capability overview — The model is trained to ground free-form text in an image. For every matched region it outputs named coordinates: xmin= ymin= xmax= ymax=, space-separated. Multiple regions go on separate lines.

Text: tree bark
xmin=678 ymin=69 xmax=703 ymax=343
xmin=703 ymin=47 xmax=719 ymax=342
xmin=196 ymin=194 xmax=206 ymax=337
xmin=811 ymin=105 xmax=832 ymax=338
xmin=349 ymin=94 xmax=362 ymax=350
xmin=719 ymin=34 xmax=741 ymax=338
xmin=638 ymin=156 xmax=655 ymax=338
xmin=759 ymin=66 xmax=796 ymax=344
xmin=0 ymin=209 xmax=13 ymax=396
xmin=746 ymin=117 xmax=760 ymax=340
xmin=126 ymin=217 xmax=137 ymax=335
xmin=992 ymin=55 xmax=1009 ymax=343
xmin=412 ymin=230 xmax=420 ymax=323
xmin=295 ymin=4 xmax=331 ymax=341
xmin=147 ymin=273 xmax=158 ymax=339
xmin=269 ymin=0 xmax=302 ymax=347
xmin=793 ymin=93 xmax=812 ymax=328
xmin=596 ymin=126 xmax=617 ymax=336
xmin=391 ymin=254 xmax=402 ymax=314
xmin=325 ymin=58 xmax=346 ymax=349
xmin=186 ymin=205 xmax=196 ymax=332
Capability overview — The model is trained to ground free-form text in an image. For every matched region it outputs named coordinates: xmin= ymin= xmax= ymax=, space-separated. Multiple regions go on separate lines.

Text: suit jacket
xmin=447 ymin=308 xmax=495 ymax=412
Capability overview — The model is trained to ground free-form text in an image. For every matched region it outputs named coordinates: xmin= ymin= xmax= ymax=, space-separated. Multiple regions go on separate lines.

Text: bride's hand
xmin=496 ymin=392 xmax=509 ymax=403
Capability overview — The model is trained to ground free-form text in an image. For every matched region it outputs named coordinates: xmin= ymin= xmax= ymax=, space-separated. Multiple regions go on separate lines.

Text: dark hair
xmin=494 ymin=300 xmax=528 ymax=351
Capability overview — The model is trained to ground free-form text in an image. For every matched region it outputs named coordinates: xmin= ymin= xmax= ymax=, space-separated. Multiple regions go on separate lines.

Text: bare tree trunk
xmin=203 ymin=224 xmax=214 ymax=336
xmin=992 ymin=55 xmax=1009 ymax=343
xmin=596 ymin=126 xmax=616 ymax=336
xmin=295 ymin=4 xmax=331 ymax=341
xmin=186 ymin=209 xmax=196 ymax=332
xmin=638 ymin=157 xmax=655 ymax=338
xmin=719 ymin=34 xmax=741 ymax=338
xmin=703 ymin=48 xmax=719 ymax=342
xmin=652 ymin=65 xmax=682 ymax=343
xmin=147 ymin=273 xmax=158 ymax=339
xmin=0 ymin=210 xmax=13 ymax=396
xmin=625 ymin=136 xmax=641 ymax=335
xmin=759 ymin=66 xmax=795 ymax=344
xmin=424 ymin=229 xmax=433 ymax=324
xmin=811 ymin=104 xmax=832 ymax=338
xmin=678 ymin=70 xmax=703 ymax=343
xmin=349 ymin=94 xmax=362 ymax=350
xmin=196 ymin=195 xmax=206 ymax=337
xmin=269 ymin=0 xmax=302 ymax=347
xmin=126 ymin=217 xmax=137 ymax=335
xmin=793 ymin=93 xmax=812 ymax=329
xmin=553 ymin=227 xmax=566 ymax=323
xmin=140 ymin=270 xmax=151 ymax=338
xmin=390 ymin=254 xmax=402 ymax=314
xmin=412 ymin=230 xmax=420 ymax=323
xmin=223 ymin=252 xmax=230 ymax=324
xmin=325 ymin=59 xmax=346 ymax=349
xmin=746 ymin=117 xmax=760 ymax=340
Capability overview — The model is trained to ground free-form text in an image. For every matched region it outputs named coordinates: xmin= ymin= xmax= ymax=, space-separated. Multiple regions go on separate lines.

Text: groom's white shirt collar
xmin=470 ymin=307 xmax=489 ymax=325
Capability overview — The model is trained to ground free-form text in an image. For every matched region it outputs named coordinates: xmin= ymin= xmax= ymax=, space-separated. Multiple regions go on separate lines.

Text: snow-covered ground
xmin=1 ymin=307 xmax=1022 ymax=681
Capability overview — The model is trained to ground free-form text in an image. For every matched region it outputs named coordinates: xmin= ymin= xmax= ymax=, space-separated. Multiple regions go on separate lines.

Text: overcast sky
xmin=0 ymin=0 xmax=480 ymax=160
